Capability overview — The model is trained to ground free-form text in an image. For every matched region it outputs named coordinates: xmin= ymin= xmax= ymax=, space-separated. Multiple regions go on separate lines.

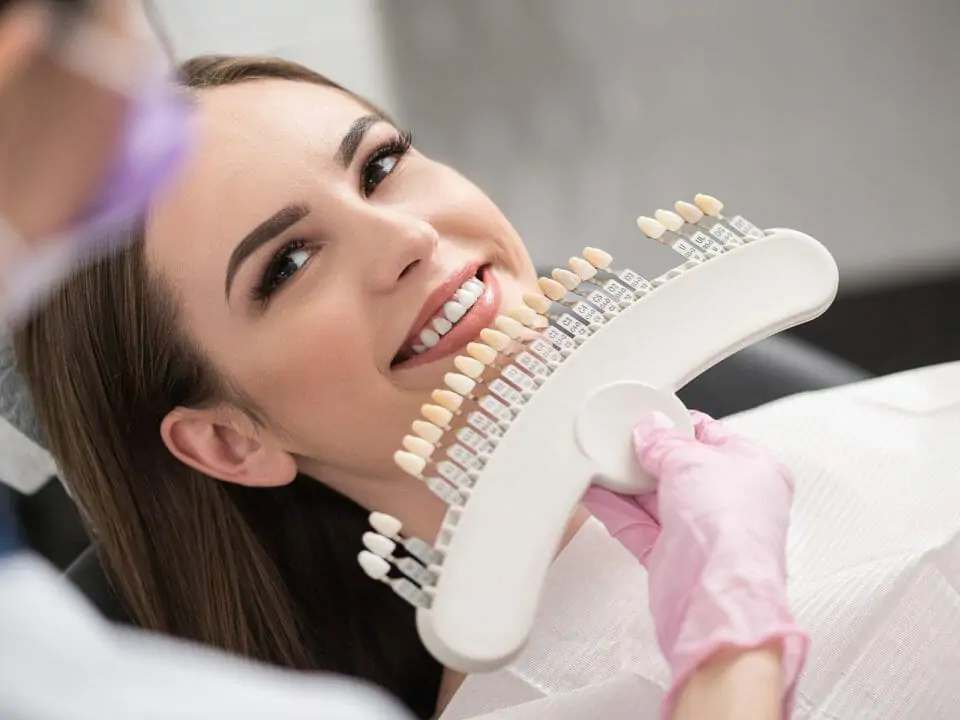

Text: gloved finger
xmin=581 ymin=486 xmax=661 ymax=565
xmin=633 ymin=411 xmax=700 ymax=477
xmin=689 ymin=410 xmax=739 ymax=447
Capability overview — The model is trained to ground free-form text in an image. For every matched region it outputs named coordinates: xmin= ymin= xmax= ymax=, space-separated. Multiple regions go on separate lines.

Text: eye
xmin=361 ymin=131 xmax=412 ymax=196
xmin=252 ymin=239 xmax=313 ymax=305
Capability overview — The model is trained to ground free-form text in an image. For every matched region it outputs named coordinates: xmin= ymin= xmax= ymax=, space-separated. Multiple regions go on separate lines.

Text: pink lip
xmin=392 ymin=266 xmax=500 ymax=371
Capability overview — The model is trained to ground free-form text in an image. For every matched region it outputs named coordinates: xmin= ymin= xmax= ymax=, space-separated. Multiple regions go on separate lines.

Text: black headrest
xmin=64 ymin=544 xmax=132 ymax=625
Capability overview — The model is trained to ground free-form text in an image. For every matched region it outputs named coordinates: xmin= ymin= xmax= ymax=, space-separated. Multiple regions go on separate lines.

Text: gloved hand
xmin=583 ymin=411 xmax=808 ymax=719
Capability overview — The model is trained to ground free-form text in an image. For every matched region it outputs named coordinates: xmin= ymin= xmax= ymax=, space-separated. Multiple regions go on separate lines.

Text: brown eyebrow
xmin=336 ymin=114 xmax=385 ymax=168
xmin=224 ymin=202 xmax=310 ymax=300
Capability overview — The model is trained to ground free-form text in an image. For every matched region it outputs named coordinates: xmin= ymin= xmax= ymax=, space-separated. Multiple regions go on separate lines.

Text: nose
xmin=364 ymin=212 xmax=439 ymax=294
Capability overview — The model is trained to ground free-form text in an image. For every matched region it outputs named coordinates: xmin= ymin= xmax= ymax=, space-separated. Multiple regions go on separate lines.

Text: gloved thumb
xmin=633 ymin=411 xmax=698 ymax=477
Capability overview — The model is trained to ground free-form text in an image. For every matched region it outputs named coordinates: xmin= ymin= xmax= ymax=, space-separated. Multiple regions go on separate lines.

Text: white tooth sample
xmin=675 ymin=200 xmax=704 ymax=224
xmin=636 ymin=216 xmax=667 ymax=240
xmin=432 ymin=317 xmax=453 ymax=335
xmin=420 ymin=328 xmax=440 ymax=348
xmin=403 ymin=434 xmax=436 ymax=458
xmin=412 ymin=344 xmax=427 ymax=354
xmin=445 ymin=372 xmax=477 ymax=396
xmin=582 ymin=246 xmax=613 ymax=269
xmin=394 ymin=450 xmax=426 ymax=477
xmin=506 ymin=306 xmax=546 ymax=328
xmin=694 ymin=193 xmax=723 ymax=216
xmin=362 ymin=531 xmax=397 ymax=558
xmin=479 ymin=328 xmax=511 ymax=351
xmin=551 ymin=268 xmax=582 ymax=291
xmin=455 ymin=288 xmax=479 ymax=308
xmin=522 ymin=292 xmax=552 ymax=315
xmin=432 ymin=389 xmax=463 ymax=412
xmin=568 ymin=256 xmax=597 ymax=280
xmin=369 ymin=511 xmax=403 ymax=537
xmin=454 ymin=355 xmax=485 ymax=379
xmin=443 ymin=301 xmax=467 ymax=323
xmin=358 ymin=550 xmax=391 ymax=579
xmin=538 ymin=277 xmax=568 ymax=301
xmin=422 ymin=404 xmax=453 ymax=427
xmin=654 ymin=209 xmax=685 ymax=233
xmin=463 ymin=278 xmax=484 ymax=295
xmin=467 ymin=342 xmax=498 ymax=365
xmin=494 ymin=315 xmax=526 ymax=340
xmin=412 ymin=420 xmax=443 ymax=444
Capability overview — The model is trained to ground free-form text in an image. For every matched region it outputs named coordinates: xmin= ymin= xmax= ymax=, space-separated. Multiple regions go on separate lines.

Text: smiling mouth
xmin=391 ymin=265 xmax=499 ymax=369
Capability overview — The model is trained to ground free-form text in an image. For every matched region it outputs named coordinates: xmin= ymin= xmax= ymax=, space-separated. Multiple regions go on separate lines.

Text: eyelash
xmin=251 ymin=130 xmax=414 ymax=306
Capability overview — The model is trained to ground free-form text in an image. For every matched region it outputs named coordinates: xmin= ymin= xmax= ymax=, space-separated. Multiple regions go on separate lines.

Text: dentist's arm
xmin=584 ymin=411 xmax=807 ymax=720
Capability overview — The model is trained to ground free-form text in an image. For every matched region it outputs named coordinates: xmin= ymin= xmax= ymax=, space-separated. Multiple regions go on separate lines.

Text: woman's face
xmin=146 ymin=78 xmax=538 ymax=522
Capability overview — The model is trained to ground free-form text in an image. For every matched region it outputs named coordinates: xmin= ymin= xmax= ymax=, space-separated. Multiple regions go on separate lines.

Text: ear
xmin=0 ymin=3 xmax=49 ymax=91
xmin=160 ymin=405 xmax=298 ymax=488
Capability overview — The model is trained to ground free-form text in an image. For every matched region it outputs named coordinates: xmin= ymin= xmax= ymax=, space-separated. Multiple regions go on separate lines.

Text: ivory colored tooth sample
xmin=479 ymin=328 xmax=511 ymax=351
xmin=358 ymin=550 xmax=390 ymax=579
xmin=466 ymin=342 xmax=498 ymax=365
xmin=412 ymin=420 xmax=443 ymax=444
xmin=694 ymin=193 xmax=723 ymax=216
xmin=636 ymin=216 xmax=667 ymax=240
xmin=522 ymin=292 xmax=552 ymax=315
xmin=454 ymin=355 xmax=485 ymax=379
xmin=494 ymin=315 xmax=527 ymax=339
xmin=582 ymin=246 xmax=612 ymax=269
xmin=506 ymin=306 xmax=546 ymax=328
xmin=431 ymin=389 xmax=463 ymax=412
xmin=369 ymin=511 xmax=402 ymax=537
xmin=445 ymin=372 xmax=477 ymax=396
xmin=403 ymin=434 xmax=436 ymax=458
xmin=394 ymin=450 xmax=427 ymax=476
xmin=421 ymin=403 xmax=453 ymax=427
xmin=568 ymin=256 xmax=597 ymax=280
xmin=362 ymin=531 xmax=397 ymax=557
xmin=654 ymin=209 xmax=685 ymax=233
xmin=538 ymin=277 xmax=568 ymax=301
xmin=674 ymin=200 xmax=704 ymax=224
xmin=551 ymin=268 xmax=581 ymax=291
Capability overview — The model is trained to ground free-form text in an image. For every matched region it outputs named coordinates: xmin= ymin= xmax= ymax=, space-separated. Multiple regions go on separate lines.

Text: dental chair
xmin=51 ymin=332 xmax=870 ymax=625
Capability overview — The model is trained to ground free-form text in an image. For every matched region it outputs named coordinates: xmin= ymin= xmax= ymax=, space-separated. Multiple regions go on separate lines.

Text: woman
xmin=13 ymin=54 xmax=802 ymax=719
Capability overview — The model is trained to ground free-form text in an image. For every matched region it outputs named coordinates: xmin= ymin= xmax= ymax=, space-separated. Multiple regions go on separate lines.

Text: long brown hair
xmin=13 ymin=56 xmax=442 ymax=719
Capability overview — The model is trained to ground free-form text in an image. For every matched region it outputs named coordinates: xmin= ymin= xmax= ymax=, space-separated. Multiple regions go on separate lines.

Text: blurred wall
xmin=381 ymin=0 xmax=960 ymax=291
xmin=152 ymin=0 xmax=396 ymax=110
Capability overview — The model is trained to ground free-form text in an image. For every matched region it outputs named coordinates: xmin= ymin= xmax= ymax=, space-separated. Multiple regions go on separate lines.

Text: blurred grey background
xmin=153 ymin=0 xmax=960 ymax=373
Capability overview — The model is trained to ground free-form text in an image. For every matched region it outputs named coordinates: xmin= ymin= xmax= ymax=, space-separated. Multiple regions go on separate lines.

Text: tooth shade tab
xmin=394 ymin=450 xmax=427 ymax=477
xmin=568 ymin=257 xmax=597 ymax=280
xmin=694 ymin=193 xmax=724 ymax=216
xmin=582 ymin=246 xmax=613 ymax=269
xmin=506 ymin=306 xmax=546 ymax=328
xmin=403 ymin=435 xmax=436 ymax=458
xmin=654 ymin=209 xmax=684 ymax=232
xmin=454 ymin=355 xmax=485 ymax=379
xmin=538 ymin=277 xmax=568 ymax=301
xmin=422 ymin=404 xmax=453 ymax=427
xmin=636 ymin=216 xmax=666 ymax=239
xmin=551 ymin=268 xmax=581 ymax=291
xmin=369 ymin=511 xmax=403 ymax=537
xmin=674 ymin=200 xmax=704 ymax=224
xmin=494 ymin=315 xmax=527 ymax=339
xmin=432 ymin=389 xmax=463 ymax=412
xmin=412 ymin=420 xmax=443 ymax=444
xmin=479 ymin=328 xmax=511 ymax=351
xmin=358 ymin=550 xmax=390 ymax=579
xmin=362 ymin=531 xmax=397 ymax=558
xmin=467 ymin=342 xmax=498 ymax=365
xmin=522 ymin=292 xmax=552 ymax=315
xmin=445 ymin=372 xmax=477 ymax=396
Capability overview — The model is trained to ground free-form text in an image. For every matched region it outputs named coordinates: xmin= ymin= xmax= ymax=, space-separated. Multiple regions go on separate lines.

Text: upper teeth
xmin=415 ymin=277 xmax=484 ymax=353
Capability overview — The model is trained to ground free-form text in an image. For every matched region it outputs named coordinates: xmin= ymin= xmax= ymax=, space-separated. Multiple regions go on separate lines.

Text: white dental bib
xmin=441 ymin=362 xmax=960 ymax=719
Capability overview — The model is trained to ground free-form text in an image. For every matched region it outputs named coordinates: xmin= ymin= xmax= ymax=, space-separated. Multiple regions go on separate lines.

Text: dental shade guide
xmin=362 ymin=195 xmax=839 ymax=673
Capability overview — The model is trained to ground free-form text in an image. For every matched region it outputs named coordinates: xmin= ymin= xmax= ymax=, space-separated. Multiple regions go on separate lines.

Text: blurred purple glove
xmin=583 ymin=411 xmax=808 ymax=719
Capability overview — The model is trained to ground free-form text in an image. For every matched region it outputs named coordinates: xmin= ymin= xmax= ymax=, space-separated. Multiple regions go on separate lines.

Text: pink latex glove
xmin=583 ymin=411 xmax=808 ymax=719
